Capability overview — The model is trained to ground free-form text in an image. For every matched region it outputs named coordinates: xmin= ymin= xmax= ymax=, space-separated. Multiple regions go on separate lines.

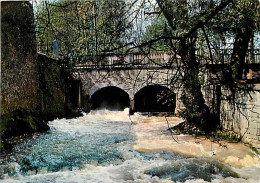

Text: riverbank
xmin=133 ymin=116 xmax=260 ymax=167
xmin=0 ymin=109 xmax=82 ymax=151
xmin=132 ymin=115 xmax=260 ymax=182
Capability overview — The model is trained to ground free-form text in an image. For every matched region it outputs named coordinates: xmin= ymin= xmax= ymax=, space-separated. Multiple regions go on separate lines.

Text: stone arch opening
xmin=134 ymin=85 xmax=176 ymax=112
xmin=91 ymin=86 xmax=129 ymax=110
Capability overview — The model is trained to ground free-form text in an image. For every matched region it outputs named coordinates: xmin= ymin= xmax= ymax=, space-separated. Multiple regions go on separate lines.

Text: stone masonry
xmin=220 ymin=84 xmax=260 ymax=151
xmin=73 ymin=67 xmax=184 ymax=113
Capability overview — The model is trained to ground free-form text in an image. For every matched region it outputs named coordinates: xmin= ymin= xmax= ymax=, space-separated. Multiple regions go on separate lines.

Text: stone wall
xmin=220 ymin=84 xmax=260 ymax=151
xmin=38 ymin=54 xmax=82 ymax=117
xmin=1 ymin=2 xmax=45 ymax=143
xmin=1 ymin=2 xmax=79 ymax=148
xmin=1 ymin=2 xmax=38 ymax=114
xmin=38 ymin=54 xmax=66 ymax=116
xmin=203 ymin=66 xmax=260 ymax=151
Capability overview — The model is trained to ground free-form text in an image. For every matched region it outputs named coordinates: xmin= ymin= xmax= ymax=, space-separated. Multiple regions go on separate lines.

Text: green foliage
xmin=35 ymin=0 xmax=132 ymax=63
xmin=246 ymin=143 xmax=260 ymax=154
xmin=210 ymin=130 xmax=241 ymax=143
xmin=142 ymin=16 xmax=173 ymax=51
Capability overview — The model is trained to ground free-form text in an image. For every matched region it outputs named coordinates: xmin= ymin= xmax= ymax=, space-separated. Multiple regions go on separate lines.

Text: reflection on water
xmin=0 ymin=109 xmax=259 ymax=183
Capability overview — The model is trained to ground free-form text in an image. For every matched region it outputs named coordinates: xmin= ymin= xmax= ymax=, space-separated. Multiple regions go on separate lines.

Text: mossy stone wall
xmin=1 ymin=2 xmax=38 ymax=114
xmin=38 ymin=54 xmax=66 ymax=117
xmin=220 ymin=84 xmax=260 ymax=151
xmin=1 ymin=2 xmax=80 ymax=149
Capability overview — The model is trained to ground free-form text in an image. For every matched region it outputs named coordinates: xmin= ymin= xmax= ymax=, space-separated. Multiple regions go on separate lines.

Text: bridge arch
xmin=134 ymin=84 xmax=176 ymax=113
xmin=88 ymin=82 xmax=132 ymax=97
xmin=91 ymin=86 xmax=130 ymax=110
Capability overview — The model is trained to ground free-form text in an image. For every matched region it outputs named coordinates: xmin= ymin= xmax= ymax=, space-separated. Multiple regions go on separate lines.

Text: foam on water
xmin=2 ymin=157 xmax=259 ymax=183
xmin=47 ymin=108 xmax=144 ymax=134
xmin=1 ymin=109 xmax=260 ymax=183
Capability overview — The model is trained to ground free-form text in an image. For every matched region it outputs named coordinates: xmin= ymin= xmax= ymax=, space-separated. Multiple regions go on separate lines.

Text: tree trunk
xmin=231 ymin=27 xmax=253 ymax=80
xmin=230 ymin=1 xmax=257 ymax=80
xmin=180 ymin=34 xmax=211 ymax=131
xmin=155 ymin=0 xmax=233 ymax=132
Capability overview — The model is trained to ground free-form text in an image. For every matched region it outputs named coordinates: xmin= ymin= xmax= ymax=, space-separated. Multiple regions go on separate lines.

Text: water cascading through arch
xmin=91 ymin=86 xmax=130 ymax=110
xmin=134 ymin=84 xmax=176 ymax=113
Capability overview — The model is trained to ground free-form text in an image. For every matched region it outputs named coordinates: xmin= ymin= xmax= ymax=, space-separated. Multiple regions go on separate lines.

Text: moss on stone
xmin=244 ymin=143 xmax=259 ymax=154
xmin=1 ymin=109 xmax=50 ymax=140
xmin=27 ymin=115 xmax=36 ymax=131
xmin=0 ymin=2 xmax=81 ymax=151
xmin=1 ymin=2 xmax=38 ymax=115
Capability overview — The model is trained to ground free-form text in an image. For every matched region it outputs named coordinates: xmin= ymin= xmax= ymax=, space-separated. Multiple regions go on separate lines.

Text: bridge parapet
xmin=74 ymin=52 xmax=174 ymax=68
xmin=72 ymin=48 xmax=259 ymax=68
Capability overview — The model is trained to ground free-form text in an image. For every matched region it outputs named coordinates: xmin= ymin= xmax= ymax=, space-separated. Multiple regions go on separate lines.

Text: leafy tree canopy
xmin=35 ymin=0 xmax=134 ymax=63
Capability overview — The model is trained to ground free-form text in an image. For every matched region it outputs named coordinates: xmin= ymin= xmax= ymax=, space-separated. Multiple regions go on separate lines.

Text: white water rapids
xmin=0 ymin=108 xmax=259 ymax=182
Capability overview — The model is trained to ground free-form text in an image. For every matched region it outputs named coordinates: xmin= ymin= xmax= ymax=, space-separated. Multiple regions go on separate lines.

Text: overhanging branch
xmin=183 ymin=0 xmax=233 ymax=39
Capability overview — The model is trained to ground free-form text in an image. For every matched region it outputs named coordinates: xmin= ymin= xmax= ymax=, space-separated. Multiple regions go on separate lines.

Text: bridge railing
xmin=197 ymin=48 xmax=260 ymax=64
xmin=74 ymin=52 xmax=173 ymax=69
xmin=73 ymin=49 xmax=260 ymax=69
xmin=217 ymin=49 xmax=259 ymax=64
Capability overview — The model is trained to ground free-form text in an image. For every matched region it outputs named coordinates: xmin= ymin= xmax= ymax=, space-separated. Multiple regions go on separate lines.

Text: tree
xmin=142 ymin=16 xmax=173 ymax=52
xmin=230 ymin=0 xmax=258 ymax=80
xmin=35 ymin=0 xmax=133 ymax=64
xmin=148 ymin=0 xmax=259 ymax=131
xmin=151 ymin=0 xmax=233 ymax=131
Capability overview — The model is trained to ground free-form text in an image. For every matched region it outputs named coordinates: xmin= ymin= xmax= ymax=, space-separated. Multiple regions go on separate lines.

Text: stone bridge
xmin=71 ymin=49 xmax=259 ymax=114
xmin=72 ymin=64 xmax=184 ymax=114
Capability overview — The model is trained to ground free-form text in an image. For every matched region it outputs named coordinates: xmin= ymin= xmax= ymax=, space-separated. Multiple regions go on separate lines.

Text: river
xmin=0 ymin=109 xmax=259 ymax=183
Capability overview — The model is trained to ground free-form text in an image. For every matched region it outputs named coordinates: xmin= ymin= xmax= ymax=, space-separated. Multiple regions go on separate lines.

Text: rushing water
xmin=0 ymin=109 xmax=259 ymax=183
